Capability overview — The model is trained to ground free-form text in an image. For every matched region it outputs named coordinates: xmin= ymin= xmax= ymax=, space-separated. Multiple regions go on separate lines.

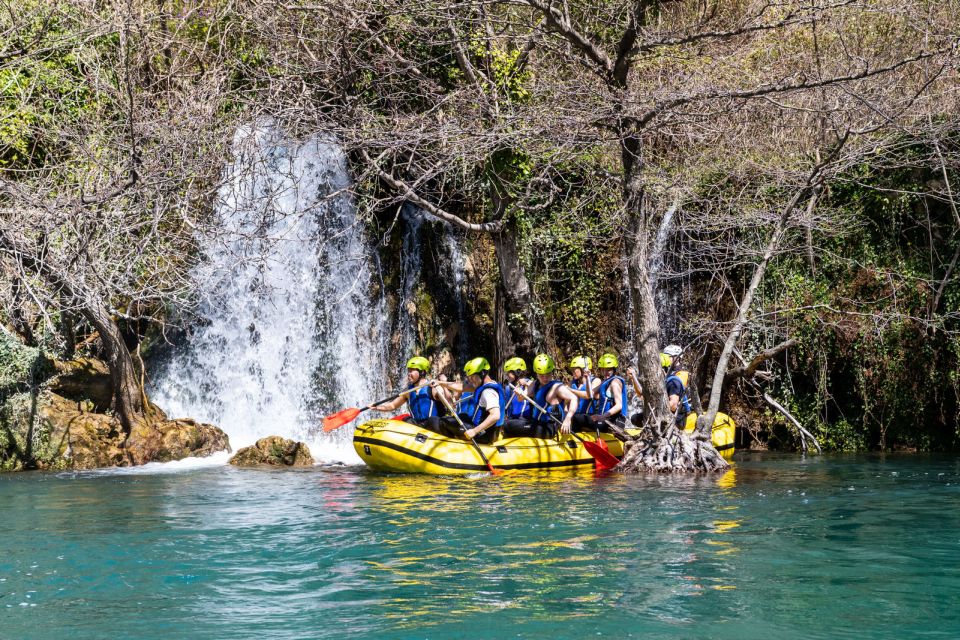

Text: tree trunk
xmin=617 ymin=137 xmax=729 ymax=473
xmin=81 ymin=301 xmax=145 ymax=432
xmin=493 ymin=284 xmax=516 ymax=373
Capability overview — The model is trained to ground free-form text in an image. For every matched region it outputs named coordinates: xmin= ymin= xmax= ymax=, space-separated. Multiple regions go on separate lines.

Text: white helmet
xmin=663 ymin=344 xmax=683 ymax=357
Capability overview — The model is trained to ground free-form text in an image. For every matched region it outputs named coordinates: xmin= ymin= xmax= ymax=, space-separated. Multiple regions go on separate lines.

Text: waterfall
xmin=150 ymin=123 xmax=387 ymax=463
xmin=440 ymin=225 xmax=469 ymax=364
xmin=649 ymin=201 xmax=679 ymax=342
xmin=394 ymin=205 xmax=424 ymax=371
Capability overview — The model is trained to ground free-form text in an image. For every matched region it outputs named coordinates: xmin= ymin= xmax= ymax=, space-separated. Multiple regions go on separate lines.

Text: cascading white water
xmin=150 ymin=124 xmax=387 ymax=463
xmin=440 ymin=226 xmax=470 ymax=364
xmin=649 ymin=202 xmax=680 ymax=341
xmin=394 ymin=205 xmax=424 ymax=370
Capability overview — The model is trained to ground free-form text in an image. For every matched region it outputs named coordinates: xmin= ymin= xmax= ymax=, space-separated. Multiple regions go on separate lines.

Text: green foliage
xmin=0 ymin=331 xmax=49 ymax=397
xmin=0 ymin=7 xmax=97 ymax=169
xmin=761 ymin=140 xmax=960 ymax=452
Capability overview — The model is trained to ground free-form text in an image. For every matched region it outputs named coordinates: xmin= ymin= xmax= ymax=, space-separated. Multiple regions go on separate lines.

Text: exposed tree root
xmin=618 ymin=421 xmax=729 ymax=473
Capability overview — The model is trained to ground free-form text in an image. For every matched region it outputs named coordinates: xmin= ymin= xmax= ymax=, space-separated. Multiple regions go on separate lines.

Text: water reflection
xmin=4 ymin=455 xmax=960 ymax=639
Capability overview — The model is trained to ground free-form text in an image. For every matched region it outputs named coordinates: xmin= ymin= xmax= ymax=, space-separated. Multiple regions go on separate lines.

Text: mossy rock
xmin=0 ymin=389 xmax=230 ymax=471
xmin=229 ymin=436 xmax=314 ymax=467
xmin=0 ymin=390 xmax=125 ymax=471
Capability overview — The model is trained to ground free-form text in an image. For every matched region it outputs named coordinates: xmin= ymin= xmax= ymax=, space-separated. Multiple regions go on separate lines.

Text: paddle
xmin=322 ymin=382 xmax=429 ymax=432
xmin=508 ymin=383 xmax=620 ymax=471
xmin=436 ymin=387 xmax=504 ymax=476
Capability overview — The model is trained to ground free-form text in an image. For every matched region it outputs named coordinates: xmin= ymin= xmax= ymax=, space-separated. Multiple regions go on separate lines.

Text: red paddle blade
xmin=323 ymin=407 xmax=361 ymax=432
xmin=582 ymin=439 xmax=619 ymax=470
xmin=596 ymin=437 xmax=610 ymax=453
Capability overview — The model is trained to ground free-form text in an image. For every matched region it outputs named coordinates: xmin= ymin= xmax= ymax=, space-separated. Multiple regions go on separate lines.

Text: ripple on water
xmin=1 ymin=455 xmax=960 ymax=639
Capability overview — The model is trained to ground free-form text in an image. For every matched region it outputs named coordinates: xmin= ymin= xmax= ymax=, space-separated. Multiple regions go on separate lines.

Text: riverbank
xmin=2 ymin=453 xmax=958 ymax=639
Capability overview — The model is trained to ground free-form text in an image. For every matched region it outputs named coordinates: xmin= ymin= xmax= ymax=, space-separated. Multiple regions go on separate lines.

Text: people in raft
xmin=566 ymin=355 xmax=600 ymax=432
xmin=375 ymin=349 xmax=682 ymax=441
xmin=588 ymin=353 xmax=629 ymax=430
xmin=429 ymin=357 xmax=505 ymax=444
xmin=502 ymin=357 xmax=534 ymax=434
xmin=501 ymin=354 xmax=577 ymax=438
xmin=371 ymin=356 xmax=451 ymax=425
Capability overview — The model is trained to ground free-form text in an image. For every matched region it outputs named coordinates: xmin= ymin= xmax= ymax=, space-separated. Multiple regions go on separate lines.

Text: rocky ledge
xmin=0 ymin=389 xmax=230 ymax=471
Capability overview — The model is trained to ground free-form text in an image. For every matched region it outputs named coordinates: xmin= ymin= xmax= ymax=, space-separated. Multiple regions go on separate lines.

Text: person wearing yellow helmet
xmin=590 ymin=352 xmax=629 ymax=428
xmin=662 ymin=345 xmax=691 ymax=426
xmin=372 ymin=355 xmax=449 ymax=425
xmin=502 ymin=356 xmax=534 ymax=433
xmin=431 ymin=357 xmax=505 ymax=443
xmin=566 ymin=355 xmax=600 ymax=432
xmin=521 ymin=353 xmax=577 ymax=438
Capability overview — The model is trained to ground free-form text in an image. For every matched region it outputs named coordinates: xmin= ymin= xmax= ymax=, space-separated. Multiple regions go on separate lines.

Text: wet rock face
xmin=48 ymin=358 xmax=113 ymax=412
xmin=229 ymin=436 xmax=314 ymax=467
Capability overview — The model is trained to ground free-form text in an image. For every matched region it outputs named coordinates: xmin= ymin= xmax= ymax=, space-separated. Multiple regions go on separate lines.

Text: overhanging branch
xmin=361 ymin=151 xmax=504 ymax=234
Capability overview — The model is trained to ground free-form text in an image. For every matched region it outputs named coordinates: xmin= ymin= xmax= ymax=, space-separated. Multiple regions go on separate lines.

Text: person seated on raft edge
xmin=589 ymin=353 xmax=629 ymax=430
xmin=661 ymin=344 xmax=691 ymax=427
xmin=502 ymin=357 xmax=534 ymax=436
xmin=430 ymin=357 xmax=505 ymax=445
xmin=507 ymin=353 xmax=576 ymax=439
xmin=626 ymin=364 xmax=644 ymax=428
xmin=371 ymin=356 xmax=451 ymax=425
xmin=566 ymin=355 xmax=600 ymax=433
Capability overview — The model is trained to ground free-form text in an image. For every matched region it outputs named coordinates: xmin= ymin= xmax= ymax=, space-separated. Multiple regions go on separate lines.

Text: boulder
xmin=229 ymin=436 xmax=314 ymax=467
xmin=0 ymin=390 xmax=126 ymax=471
xmin=124 ymin=417 xmax=231 ymax=466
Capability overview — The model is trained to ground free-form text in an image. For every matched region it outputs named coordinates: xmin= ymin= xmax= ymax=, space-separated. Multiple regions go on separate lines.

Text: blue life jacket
xmin=470 ymin=382 xmax=506 ymax=427
xmin=505 ymin=380 xmax=533 ymax=419
xmin=408 ymin=384 xmax=438 ymax=422
xmin=571 ymin=376 xmax=598 ymax=414
xmin=593 ymin=375 xmax=628 ymax=418
xmin=665 ymin=374 xmax=692 ymax=414
xmin=532 ymin=380 xmax=565 ymax=425
xmin=458 ymin=390 xmax=477 ymax=417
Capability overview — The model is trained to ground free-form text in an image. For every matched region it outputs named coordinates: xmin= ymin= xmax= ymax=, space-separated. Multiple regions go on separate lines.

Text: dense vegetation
xmin=1 ymin=1 xmax=957 ymax=462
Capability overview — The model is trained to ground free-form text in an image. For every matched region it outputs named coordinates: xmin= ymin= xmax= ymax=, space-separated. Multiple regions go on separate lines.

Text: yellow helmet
xmin=569 ymin=355 xmax=592 ymax=370
xmin=532 ymin=353 xmax=556 ymax=375
xmin=503 ymin=357 xmax=527 ymax=373
xmin=660 ymin=353 xmax=673 ymax=368
xmin=406 ymin=356 xmax=430 ymax=372
xmin=463 ymin=357 xmax=491 ymax=377
xmin=597 ymin=353 xmax=618 ymax=369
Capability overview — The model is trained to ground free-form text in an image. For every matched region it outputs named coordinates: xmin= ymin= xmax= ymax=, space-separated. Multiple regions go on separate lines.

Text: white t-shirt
xmin=478 ymin=388 xmax=501 ymax=413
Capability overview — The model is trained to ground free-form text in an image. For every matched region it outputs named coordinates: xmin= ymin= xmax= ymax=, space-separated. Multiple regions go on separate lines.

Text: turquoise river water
xmin=2 ymin=453 xmax=959 ymax=639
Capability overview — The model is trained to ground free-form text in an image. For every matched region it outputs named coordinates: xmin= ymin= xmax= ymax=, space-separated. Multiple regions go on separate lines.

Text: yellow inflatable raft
xmin=685 ymin=412 xmax=737 ymax=462
xmin=354 ymin=415 xmax=735 ymax=475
